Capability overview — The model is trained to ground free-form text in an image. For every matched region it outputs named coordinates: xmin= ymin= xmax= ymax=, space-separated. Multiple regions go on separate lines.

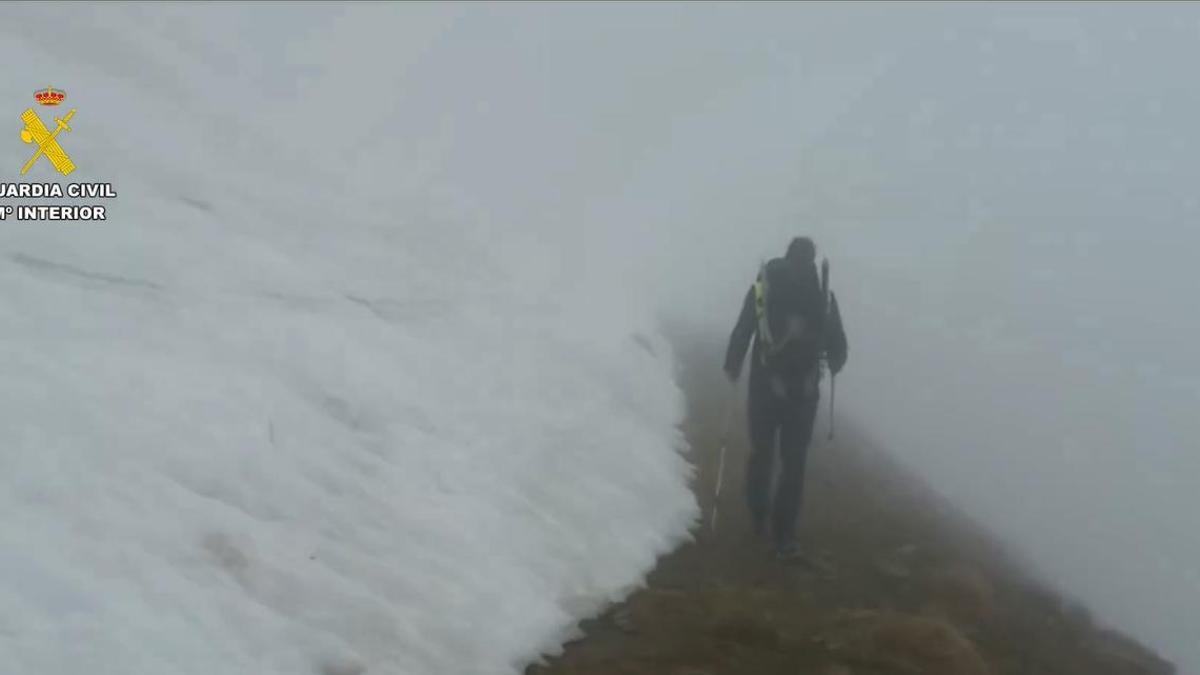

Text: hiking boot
xmin=775 ymin=545 xmax=838 ymax=578
xmin=774 ymin=541 xmax=804 ymax=563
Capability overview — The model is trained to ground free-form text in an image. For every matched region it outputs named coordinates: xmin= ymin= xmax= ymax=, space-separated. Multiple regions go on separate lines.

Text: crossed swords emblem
xmin=20 ymin=107 xmax=76 ymax=176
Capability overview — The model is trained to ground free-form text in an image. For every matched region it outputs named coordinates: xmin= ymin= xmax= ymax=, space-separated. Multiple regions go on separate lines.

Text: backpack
xmin=753 ymin=258 xmax=826 ymax=370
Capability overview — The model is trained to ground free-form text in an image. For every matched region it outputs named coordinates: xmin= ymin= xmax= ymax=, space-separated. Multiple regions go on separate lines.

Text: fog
xmin=290 ymin=3 xmax=1200 ymax=666
xmin=15 ymin=3 xmax=1198 ymax=670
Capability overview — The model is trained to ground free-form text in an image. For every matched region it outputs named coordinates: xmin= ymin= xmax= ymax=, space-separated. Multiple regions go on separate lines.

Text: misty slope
xmin=3 ymin=4 xmax=1196 ymax=674
xmin=533 ymin=338 xmax=1175 ymax=675
xmin=0 ymin=7 xmax=695 ymax=675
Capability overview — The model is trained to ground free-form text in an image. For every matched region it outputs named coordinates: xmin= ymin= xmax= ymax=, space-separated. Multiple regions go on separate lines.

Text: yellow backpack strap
xmin=754 ymin=263 xmax=774 ymax=354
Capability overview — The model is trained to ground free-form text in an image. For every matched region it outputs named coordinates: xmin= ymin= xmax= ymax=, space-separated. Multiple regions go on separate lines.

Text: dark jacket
xmin=724 ymin=258 xmax=848 ymax=398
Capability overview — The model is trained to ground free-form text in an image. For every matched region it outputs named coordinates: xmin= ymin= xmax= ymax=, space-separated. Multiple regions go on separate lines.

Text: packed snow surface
xmin=0 ymin=6 xmax=695 ymax=674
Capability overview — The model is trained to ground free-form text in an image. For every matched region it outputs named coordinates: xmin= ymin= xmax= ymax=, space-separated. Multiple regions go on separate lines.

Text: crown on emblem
xmin=34 ymin=87 xmax=66 ymax=106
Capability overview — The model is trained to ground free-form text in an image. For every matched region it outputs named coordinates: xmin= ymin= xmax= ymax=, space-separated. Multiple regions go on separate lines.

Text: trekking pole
xmin=709 ymin=385 xmax=736 ymax=536
xmin=827 ymin=372 xmax=836 ymax=441
xmin=820 ymin=256 xmax=836 ymax=443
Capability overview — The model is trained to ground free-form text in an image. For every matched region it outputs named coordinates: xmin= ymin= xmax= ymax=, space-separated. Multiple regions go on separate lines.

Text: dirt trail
xmin=527 ymin=338 xmax=1174 ymax=675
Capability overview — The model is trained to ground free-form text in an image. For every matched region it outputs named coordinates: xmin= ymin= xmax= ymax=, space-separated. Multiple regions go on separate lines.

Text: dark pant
xmin=745 ymin=374 xmax=820 ymax=548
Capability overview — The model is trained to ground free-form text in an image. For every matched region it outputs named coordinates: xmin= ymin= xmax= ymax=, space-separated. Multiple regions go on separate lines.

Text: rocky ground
xmin=526 ymin=337 xmax=1175 ymax=675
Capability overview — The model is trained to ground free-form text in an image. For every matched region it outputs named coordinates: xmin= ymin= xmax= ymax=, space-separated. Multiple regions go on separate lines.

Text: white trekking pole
xmin=710 ymin=386 xmax=736 ymax=536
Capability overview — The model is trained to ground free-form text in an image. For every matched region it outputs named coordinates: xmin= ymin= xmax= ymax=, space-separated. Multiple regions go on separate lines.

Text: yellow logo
xmin=20 ymin=106 xmax=76 ymax=176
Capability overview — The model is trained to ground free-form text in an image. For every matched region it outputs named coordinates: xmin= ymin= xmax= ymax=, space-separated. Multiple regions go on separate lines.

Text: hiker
xmin=723 ymin=236 xmax=847 ymax=560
